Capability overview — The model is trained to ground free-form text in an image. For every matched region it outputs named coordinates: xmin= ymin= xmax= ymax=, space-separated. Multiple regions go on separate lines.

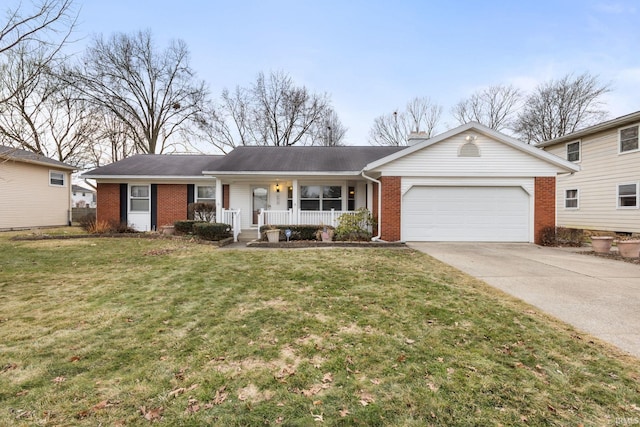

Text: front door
xmin=252 ymin=186 xmax=268 ymax=225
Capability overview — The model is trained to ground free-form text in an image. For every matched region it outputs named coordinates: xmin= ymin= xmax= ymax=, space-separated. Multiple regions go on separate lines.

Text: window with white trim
xmin=49 ymin=171 xmax=65 ymax=186
xmin=300 ymin=185 xmax=342 ymax=211
xmin=566 ymin=141 xmax=580 ymax=162
xmin=565 ymin=189 xmax=578 ymax=209
xmin=130 ymin=185 xmax=150 ymax=212
xmin=617 ymin=183 xmax=638 ymax=208
xmin=619 ymin=125 xmax=639 ymax=153
xmin=195 ymin=185 xmax=215 ymax=203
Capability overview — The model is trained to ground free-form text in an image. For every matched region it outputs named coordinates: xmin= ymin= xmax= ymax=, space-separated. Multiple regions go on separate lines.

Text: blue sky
xmin=60 ymin=1 xmax=640 ymax=146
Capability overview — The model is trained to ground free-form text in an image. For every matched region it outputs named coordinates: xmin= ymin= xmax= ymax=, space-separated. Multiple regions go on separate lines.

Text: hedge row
xmin=174 ymin=220 xmax=232 ymax=241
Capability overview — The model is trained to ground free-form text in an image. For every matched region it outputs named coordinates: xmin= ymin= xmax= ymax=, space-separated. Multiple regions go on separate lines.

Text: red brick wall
xmin=157 ymin=184 xmax=188 ymax=227
xmin=534 ymin=177 xmax=556 ymax=245
xmin=97 ymin=183 xmax=121 ymax=224
xmin=380 ymin=176 xmax=401 ymax=241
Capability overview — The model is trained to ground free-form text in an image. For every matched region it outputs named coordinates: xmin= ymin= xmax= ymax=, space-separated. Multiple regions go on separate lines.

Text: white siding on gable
xmin=375 ymin=134 xmax=560 ymax=177
xmin=0 ymin=161 xmax=71 ymax=229
xmin=546 ymin=129 xmax=640 ymax=233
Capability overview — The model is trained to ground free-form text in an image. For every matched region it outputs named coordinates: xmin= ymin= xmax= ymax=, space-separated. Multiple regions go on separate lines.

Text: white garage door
xmin=402 ymin=186 xmax=530 ymax=242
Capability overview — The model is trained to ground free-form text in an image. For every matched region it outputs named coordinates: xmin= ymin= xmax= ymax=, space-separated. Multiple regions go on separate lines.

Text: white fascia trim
xmin=201 ymin=171 xmax=360 ymax=176
xmin=2 ymin=156 xmax=76 ymax=171
xmin=81 ymin=175 xmax=214 ymax=180
xmin=362 ymin=122 xmax=580 ymax=173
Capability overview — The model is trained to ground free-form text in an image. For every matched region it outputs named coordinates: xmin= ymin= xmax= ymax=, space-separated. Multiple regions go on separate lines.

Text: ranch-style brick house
xmin=538 ymin=111 xmax=640 ymax=234
xmin=83 ymin=122 xmax=579 ymax=243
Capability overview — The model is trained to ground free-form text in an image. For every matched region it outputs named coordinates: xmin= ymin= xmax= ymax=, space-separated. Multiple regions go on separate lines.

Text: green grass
xmin=0 ymin=229 xmax=638 ymax=426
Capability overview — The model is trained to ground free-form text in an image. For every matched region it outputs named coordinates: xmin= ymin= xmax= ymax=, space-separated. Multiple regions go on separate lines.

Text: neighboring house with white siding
xmin=0 ymin=146 xmax=76 ymax=230
xmin=72 ymin=185 xmax=96 ymax=208
xmin=538 ymin=111 xmax=640 ymax=233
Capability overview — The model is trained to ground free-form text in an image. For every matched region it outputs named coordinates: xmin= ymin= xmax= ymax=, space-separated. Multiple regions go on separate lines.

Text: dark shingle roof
xmin=0 ymin=145 xmax=75 ymax=170
xmin=207 ymin=146 xmax=406 ymax=173
xmin=83 ymin=154 xmax=225 ymax=177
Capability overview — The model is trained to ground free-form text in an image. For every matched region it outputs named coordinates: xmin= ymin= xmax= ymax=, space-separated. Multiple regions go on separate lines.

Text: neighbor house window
xmin=196 ymin=185 xmax=215 ymax=204
xmin=566 ymin=141 xmax=580 ymax=162
xmin=619 ymin=125 xmax=639 ymax=153
xmin=565 ymin=189 xmax=578 ymax=209
xmin=130 ymin=185 xmax=150 ymax=212
xmin=49 ymin=171 xmax=65 ymax=186
xmin=617 ymin=183 xmax=638 ymax=208
xmin=300 ymin=185 xmax=342 ymax=211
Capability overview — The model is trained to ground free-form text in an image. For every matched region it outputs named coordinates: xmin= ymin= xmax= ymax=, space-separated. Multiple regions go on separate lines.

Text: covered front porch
xmin=212 ymin=176 xmax=377 ymax=240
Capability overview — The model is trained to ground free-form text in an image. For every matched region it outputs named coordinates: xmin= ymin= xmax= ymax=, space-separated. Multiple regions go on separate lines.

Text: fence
xmin=71 ymin=207 xmax=96 ymax=223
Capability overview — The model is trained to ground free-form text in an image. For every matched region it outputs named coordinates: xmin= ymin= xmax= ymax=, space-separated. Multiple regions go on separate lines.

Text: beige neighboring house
xmin=538 ymin=111 xmax=640 ymax=233
xmin=0 ymin=146 xmax=76 ymax=230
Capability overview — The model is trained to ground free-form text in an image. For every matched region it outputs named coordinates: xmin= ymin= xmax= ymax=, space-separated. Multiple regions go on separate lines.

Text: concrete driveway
xmin=408 ymin=242 xmax=640 ymax=359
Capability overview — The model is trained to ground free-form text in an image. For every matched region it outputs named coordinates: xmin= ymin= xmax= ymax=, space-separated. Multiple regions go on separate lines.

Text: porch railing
xmin=221 ymin=208 xmax=241 ymax=242
xmin=257 ymin=208 xmax=362 ymax=238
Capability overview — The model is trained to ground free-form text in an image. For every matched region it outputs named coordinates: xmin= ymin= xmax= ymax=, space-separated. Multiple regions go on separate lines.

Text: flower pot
xmin=591 ymin=236 xmax=613 ymax=254
xmin=616 ymin=240 xmax=640 ymax=258
xmin=265 ymin=229 xmax=280 ymax=243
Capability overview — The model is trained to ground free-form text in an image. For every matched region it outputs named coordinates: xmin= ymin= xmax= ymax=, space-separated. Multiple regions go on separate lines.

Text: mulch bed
xmin=246 ymin=240 xmax=406 ymax=249
xmin=579 ymin=249 xmax=640 ymax=265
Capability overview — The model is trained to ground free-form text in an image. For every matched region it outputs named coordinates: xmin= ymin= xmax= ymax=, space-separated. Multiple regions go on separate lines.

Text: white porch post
xmin=292 ymin=179 xmax=299 ymax=225
xmin=215 ymin=178 xmax=223 ymax=223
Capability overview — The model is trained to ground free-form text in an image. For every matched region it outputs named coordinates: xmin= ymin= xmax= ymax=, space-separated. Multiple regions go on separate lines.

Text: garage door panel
xmin=402 ymin=186 xmax=529 ymax=242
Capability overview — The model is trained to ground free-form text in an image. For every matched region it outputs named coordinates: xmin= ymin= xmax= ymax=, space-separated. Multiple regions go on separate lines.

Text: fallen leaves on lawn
xmin=1 ymin=363 xmax=18 ymax=372
xmin=139 ymin=406 xmax=163 ymax=422
xmin=359 ymin=390 xmax=375 ymax=406
xmin=69 ymin=355 xmax=81 ymax=362
xmin=339 ymin=408 xmax=350 ymax=417
xmin=168 ymin=383 xmax=199 ymax=398
xmin=322 ymin=372 xmax=333 ymax=383
xmin=52 ymin=376 xmax=66 ymax=384
xmin=311 ymin=412 xmax=324 ymax=422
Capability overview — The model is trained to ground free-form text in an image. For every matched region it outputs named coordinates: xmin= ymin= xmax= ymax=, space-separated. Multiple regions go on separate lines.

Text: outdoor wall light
xmin=275 ymin=183 xmax=280 ymax=193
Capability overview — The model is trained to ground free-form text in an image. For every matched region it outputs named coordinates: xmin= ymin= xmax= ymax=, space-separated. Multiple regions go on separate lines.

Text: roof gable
xmin=0 ymin=145 xmax=75 ymax=170
xmin=364 ymin=122 xmax=579 ymax=173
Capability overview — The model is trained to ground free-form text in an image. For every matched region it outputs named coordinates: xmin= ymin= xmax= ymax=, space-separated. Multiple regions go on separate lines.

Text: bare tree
xmin=514 ymin=73 xmax=610 ymax=144
xmin=0 ymin=0 xmax=76 ymax=104
xmin=312 ymin=108 xmax=347 ymax=146
xmin=452 ymin=84 xmax=522 ymax=131
xmin=369 ymin=96 xmax=442 ymax=146
xmin=67 ymin=30 xmax=208 ymax=154
xmin=198 ymin=71 xmax=340 ymax=151
xmin=0 ymin=44 xmax=93 ymax=166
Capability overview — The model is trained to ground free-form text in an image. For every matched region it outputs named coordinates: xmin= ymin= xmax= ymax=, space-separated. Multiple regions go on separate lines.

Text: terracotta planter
xmin=591 ymin=236 xmax=613 ymax=254
xmin=616 ymin=240 xmax=640 ymax=258
xmin=265 ymin=229 xmax=280 ymax=243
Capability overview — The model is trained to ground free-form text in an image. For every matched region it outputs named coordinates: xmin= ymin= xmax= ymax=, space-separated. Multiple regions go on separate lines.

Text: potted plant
xmin=590 ymin=236 xmax=613 ymax=254
xmin=616 ymin=236 xmax=640 ymax=258
xmin=265 ymin=227 xmax=281 ymax=243
xmin=316 ymin=225 xmax=334 ymax=242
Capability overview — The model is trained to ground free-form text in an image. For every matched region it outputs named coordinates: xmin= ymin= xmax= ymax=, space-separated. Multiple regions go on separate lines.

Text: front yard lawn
xmin=0 ymin=232 xmax=638 ymax=426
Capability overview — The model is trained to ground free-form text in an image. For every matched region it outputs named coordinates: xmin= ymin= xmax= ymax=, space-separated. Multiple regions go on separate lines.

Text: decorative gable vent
xmin=459 ymin=142 xmax=480 ymax=157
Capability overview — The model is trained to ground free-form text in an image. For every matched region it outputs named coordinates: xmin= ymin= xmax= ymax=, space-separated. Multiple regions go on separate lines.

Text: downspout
xmin=360 ymin=170 xmax=383 ymax=241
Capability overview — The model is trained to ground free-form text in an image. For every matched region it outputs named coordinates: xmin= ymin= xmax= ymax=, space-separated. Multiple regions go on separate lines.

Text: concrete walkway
xmin=408 ymin=242 xmax=640 ymax=359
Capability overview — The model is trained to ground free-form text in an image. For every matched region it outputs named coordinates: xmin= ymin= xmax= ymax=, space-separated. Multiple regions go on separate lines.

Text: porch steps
xmin=237 ymin=229 xmax=259 ymax=242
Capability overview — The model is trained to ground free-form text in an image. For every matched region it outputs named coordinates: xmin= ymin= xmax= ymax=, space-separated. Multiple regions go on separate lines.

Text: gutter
xmin=360 ymin=170 xmax=383 ymax=241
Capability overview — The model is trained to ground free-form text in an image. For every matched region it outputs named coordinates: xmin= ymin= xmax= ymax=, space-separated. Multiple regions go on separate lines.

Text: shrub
xmin=188 ymin=202 xmax=216 ymax=222
xmin=86 ymin=219 xmax=112 ymax=234
xmin=193 ymin=222 xmax=232 ymax=241
xmin=174 ymin=220 xmax=206 ymax=235
xmin=79 ymin=213 xmax=97 ymax=232
xmin=540 ymin=226 xmax=584 ymax=247
xmin=259 ymin=225 xmax=330 ymax=241
xmin=335 ymin=208 xmax=374 ymax=241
